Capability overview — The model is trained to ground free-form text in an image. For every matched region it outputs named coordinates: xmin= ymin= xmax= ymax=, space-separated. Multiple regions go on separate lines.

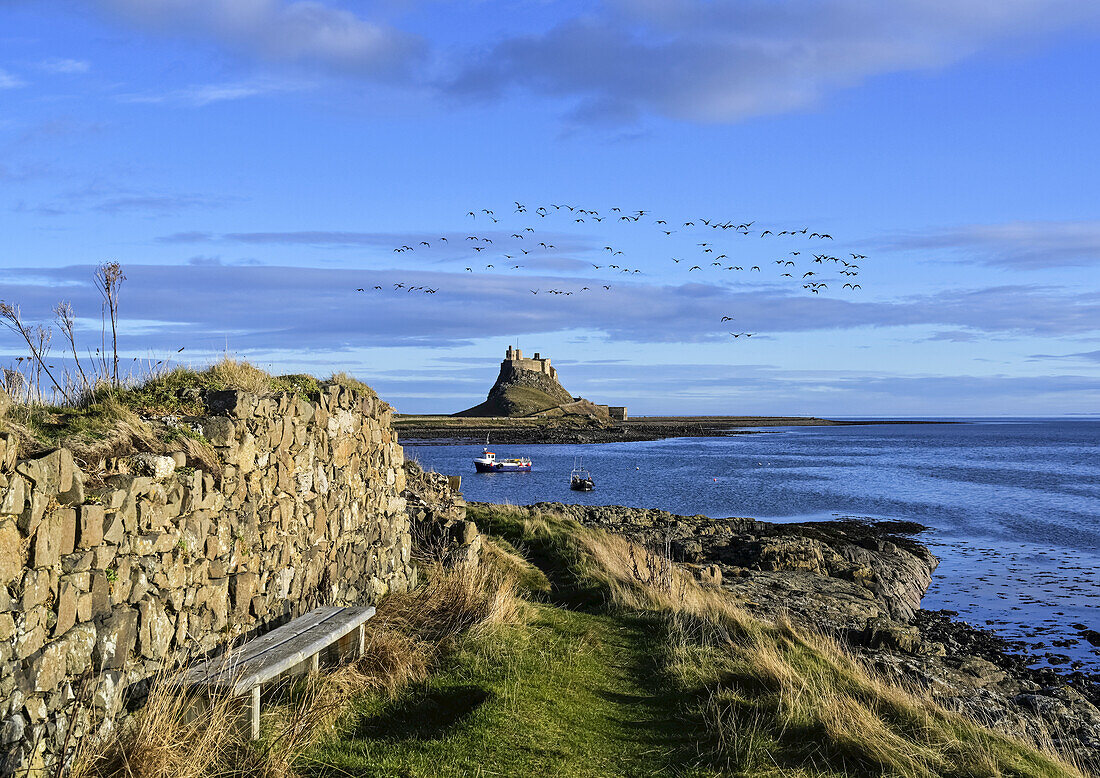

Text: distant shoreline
xmin=395 ymin=414 xmax=956 ymax=445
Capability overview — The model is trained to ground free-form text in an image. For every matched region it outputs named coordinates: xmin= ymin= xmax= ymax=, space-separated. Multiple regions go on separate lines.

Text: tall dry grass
xmin=70 ymin=559 xmax=521 ymax=778
xmin=497 ymin=505 xmax=1085 ymax=778
xmin=70 ymin=675 xmax=250 ymax=778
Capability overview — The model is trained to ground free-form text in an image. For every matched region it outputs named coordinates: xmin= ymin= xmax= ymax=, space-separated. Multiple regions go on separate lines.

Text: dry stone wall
xmin=403 ymin=463 xmax=479 ymax=566
xmin=0 ymin=384 xmax=413 ymax=775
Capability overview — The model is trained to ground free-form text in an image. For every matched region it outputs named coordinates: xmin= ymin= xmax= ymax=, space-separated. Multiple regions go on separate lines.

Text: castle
xmin=501 ymin=346 xmax=626 ymax=421
xmin=504 ymin=345 xmax=558 ymax=380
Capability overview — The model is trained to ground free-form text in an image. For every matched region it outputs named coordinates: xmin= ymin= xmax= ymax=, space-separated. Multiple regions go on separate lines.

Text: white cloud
xmin=446 ymin=0 xmax=1100 ymax=123
xmin=99 ymin=0 xmax=426 ymax=81
xmin=0 ymin=68 xmax=26 ymax=89
xmin=117 ymin=78 xmax=305 ymax=106
xmin=38 ymin=58 xmax=90 ymax=74
xmin=878 ymin=220 xmax=1100 ymax=269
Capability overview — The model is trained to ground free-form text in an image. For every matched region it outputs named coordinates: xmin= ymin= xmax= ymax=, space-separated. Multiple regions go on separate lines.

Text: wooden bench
xmin=179 ymin=605 xmax=376 ymax=738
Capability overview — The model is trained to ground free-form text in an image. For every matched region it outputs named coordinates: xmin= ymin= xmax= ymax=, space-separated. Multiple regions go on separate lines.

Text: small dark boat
xmin=570 ymin=459 xmax=594 ymax=491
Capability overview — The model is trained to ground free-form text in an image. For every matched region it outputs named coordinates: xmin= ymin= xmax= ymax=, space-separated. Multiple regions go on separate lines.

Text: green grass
xmin=305 ymin=605 xmax=714 ymax=778
xmin=298 ymin=505 xmax=1083 ymax=778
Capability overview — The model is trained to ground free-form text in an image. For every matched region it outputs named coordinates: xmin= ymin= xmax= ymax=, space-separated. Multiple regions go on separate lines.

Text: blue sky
xmin=2 ymin=0 xmax=1100 ymax=415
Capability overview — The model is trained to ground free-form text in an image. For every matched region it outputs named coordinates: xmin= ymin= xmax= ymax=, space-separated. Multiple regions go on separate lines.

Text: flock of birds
xmin=367 ymin=201 xmax=871 ymax=339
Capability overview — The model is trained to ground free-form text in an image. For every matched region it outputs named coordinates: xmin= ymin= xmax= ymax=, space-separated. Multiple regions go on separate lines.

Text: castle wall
xmin=0 ymin=384 xmax=412 ymax=775
xmin=510 ymin=357 xmax=554 ymax=378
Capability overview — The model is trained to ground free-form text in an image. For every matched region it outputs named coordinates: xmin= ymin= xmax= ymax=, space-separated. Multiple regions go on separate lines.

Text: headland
xmin=399 ymin=345 xmax=941 ymax=443
xmin=395 ymin=413 xmax=940 ymax=444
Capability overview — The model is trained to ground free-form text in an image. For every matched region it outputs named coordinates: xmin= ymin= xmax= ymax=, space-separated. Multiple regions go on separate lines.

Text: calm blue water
xmin=406 ymin=419 xmax=1100 ymax=671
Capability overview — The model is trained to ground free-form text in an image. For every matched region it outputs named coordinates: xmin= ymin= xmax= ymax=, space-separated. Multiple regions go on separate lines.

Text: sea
xmin=405 ymin=418 xmax=1100 ymax=673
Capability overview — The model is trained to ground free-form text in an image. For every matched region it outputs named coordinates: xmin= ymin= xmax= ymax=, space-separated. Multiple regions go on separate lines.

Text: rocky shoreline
xmin=477 ymin=501 xmax=1100 ymax=771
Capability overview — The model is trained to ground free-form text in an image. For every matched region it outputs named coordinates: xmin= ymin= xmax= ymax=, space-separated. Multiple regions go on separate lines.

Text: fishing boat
xmin=473 ymin=445 xmax=532 ymax=473
xmin=569 ymin=459 xmax=594 ymax=491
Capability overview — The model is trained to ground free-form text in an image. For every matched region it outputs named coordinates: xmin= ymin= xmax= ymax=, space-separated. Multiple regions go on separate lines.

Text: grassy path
xmin=303 ymin=605 xmax=712 ymax=778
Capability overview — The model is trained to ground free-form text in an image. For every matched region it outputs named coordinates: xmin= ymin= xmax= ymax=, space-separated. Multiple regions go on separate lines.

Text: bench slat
xmin=181 ymin=606 xmax=375 ymax=695
xmin=214 ymin=607 xmax=343 ymax=666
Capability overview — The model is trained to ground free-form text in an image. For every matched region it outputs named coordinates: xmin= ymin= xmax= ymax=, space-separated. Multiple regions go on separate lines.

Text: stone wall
xmin=0 ymin=384 xmax=413 ymax=775
xmin=403 ymin=463 xmax=480 ymax=566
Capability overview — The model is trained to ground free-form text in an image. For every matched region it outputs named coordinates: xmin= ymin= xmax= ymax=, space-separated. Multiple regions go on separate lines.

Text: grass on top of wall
xmin=0 ymin=358 xmax=379 ymax=461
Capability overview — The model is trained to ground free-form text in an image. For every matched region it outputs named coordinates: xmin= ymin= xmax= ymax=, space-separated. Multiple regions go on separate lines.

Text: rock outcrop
xmin=454 ymin=349 xmax=611 ymax=422
xmin=524 ymin=502 xmax=937 ymax=629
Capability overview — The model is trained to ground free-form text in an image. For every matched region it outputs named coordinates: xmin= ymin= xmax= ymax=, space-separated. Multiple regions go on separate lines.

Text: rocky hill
xmin=455 ymin=350 xmax=609 ymax=422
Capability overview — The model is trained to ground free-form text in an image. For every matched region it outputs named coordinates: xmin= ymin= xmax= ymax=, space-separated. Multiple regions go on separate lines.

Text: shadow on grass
xmin=353 ymin=685 xmax=492 ymax=742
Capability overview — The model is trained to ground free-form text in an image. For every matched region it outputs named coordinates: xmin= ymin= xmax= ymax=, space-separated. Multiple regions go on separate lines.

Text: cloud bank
xmin=879 ymin=220 xmax=1100 ymax=269
xmin=446 ymin=0 xmax=1100 ymax=122
xmin=2 ymin=265 xmax=1099 ymax=355
xmin=95 ymin=0 xmax=1100 ymax=123
xmin=99 ymin=0 xmax=426 ymax=82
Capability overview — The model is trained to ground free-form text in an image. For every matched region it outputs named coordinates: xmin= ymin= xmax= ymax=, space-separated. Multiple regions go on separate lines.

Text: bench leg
xmin=310 ymin=653 xmax=320 ymax=673
xmin=358 ymin=623 xmax=365 ymax=658
xmin=247 ymin=686 xmax=260 ymax=740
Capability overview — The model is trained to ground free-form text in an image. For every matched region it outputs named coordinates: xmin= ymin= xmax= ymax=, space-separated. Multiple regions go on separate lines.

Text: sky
xmin=2 ymin=0 xmax=1100 ymax=416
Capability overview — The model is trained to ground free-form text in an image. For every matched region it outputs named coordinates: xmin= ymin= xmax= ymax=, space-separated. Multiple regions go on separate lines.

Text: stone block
xmin=33 ymin=509 xmax=76 ymax=567
xmin=0 ymin=714 xmax=25 ymax=746
xmin=53 ymin=580 xmax=78 ymax=637
xmin=16 ymin=449 xmax=73 ymax=496
xmin=90 ymin=571 xmax=111 ymax=619
xmin=31 ymin=623 xmax=95 ymax=691
xmin=94 ymin=607 xmax=138 ymax=670
xmin=0 ymin=519 xmax=25 ymax=585
xmin=199 ymin=417 xmax=236 ymax=447
xmin=21 ymin=569 xmax=51 ymax=611
xmin=102 ymin=512 xmax=125 ymax=545
xmin=132 ymin=454 xmax=177 ymax=480
xmin=204 ymin=390 xmax=256 ymax=418
xmin=77 ymin=505 xmax=105 ymax=550
xmin=18 ymin=491 xmax=48 ymax=536
xmin=0 ymin=475 xmax=26 ymax=516
xmin=138 ymin=599 xmax=172 ymax=659
xmin=94 ymin=545 xmax=116 ymax=571
xmin=14 ymin=624 xmax=46 ymax=660
xmin=61 ymin=550 xmax=94 ymax=573
xmin=76 ymin=593 xmax=91 ymax=623
xmin=230 ymin=572 xmax=257 ymax=615
xmin=57 ymin=467 xmax=85 ymax=507
xmin=208 ymin=578 xmax=229 ymax=628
